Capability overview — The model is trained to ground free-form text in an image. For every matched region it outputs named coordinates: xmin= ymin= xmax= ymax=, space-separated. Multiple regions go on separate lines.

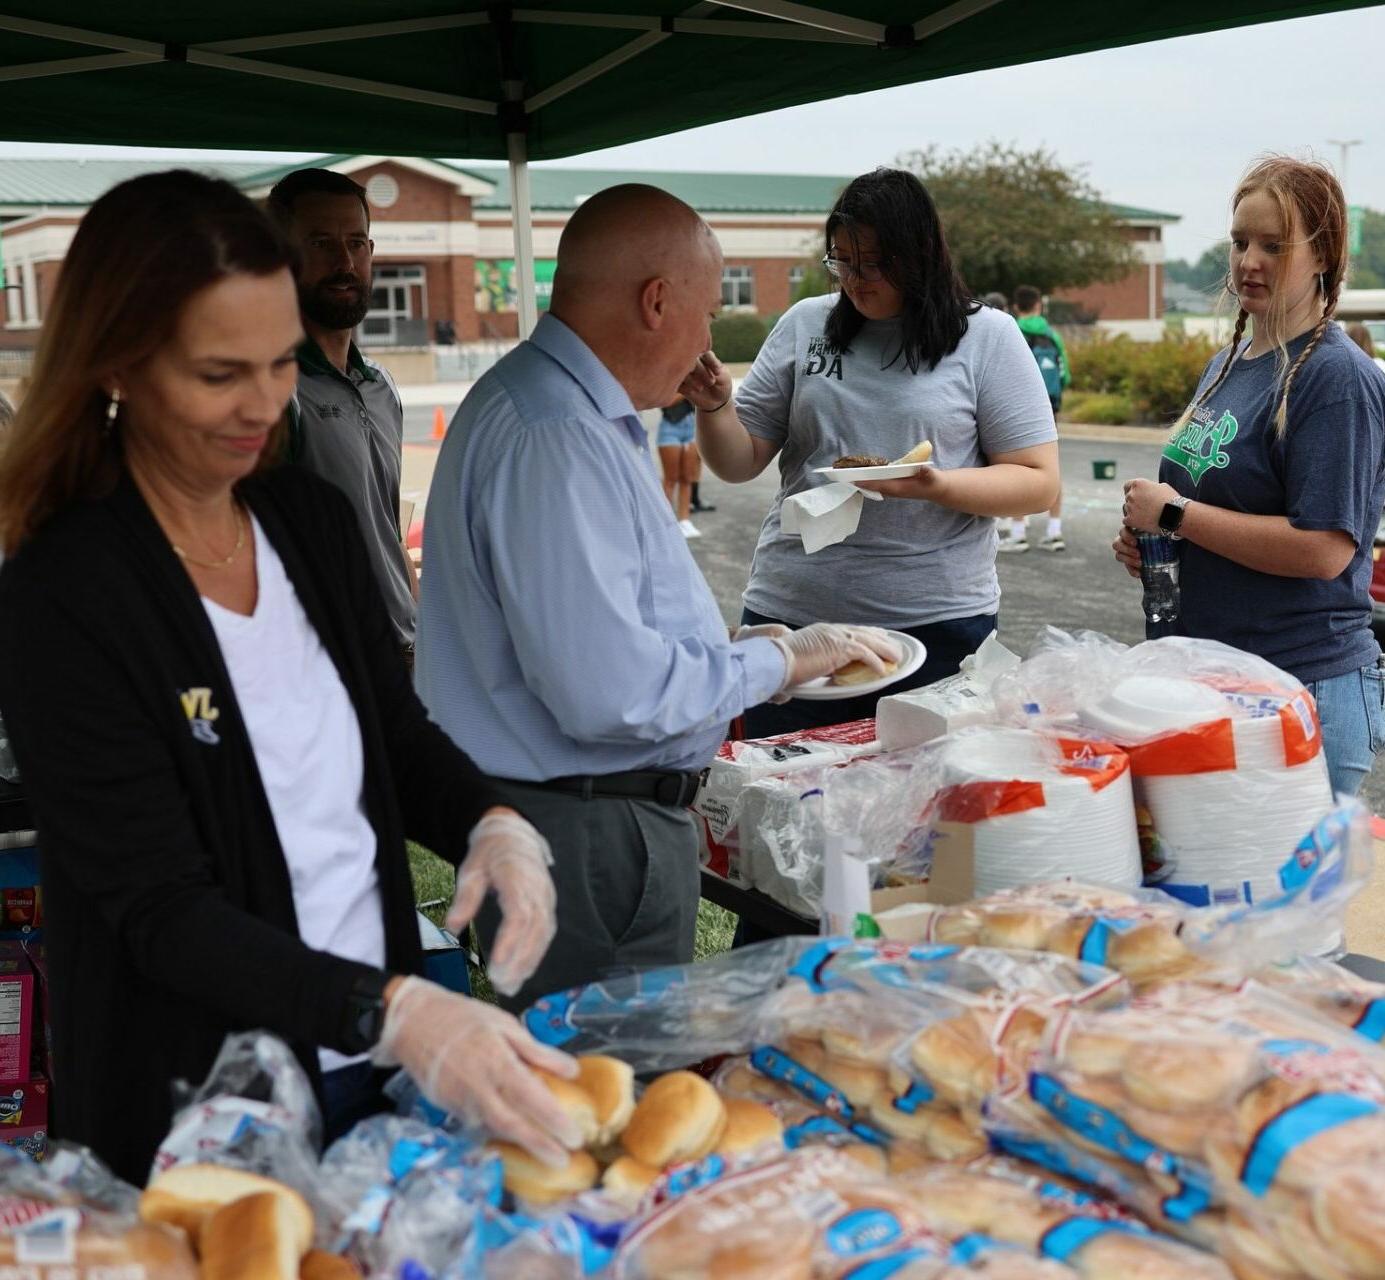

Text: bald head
xmin=552 ymin=184 xmax=719 ymax=306
xmin=548 ymin=184 xmax=725 ymax=411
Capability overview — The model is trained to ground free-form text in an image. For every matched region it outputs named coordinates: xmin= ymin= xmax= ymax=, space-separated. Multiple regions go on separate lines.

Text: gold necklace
xmin=171 ymin=505 xmax=245 ymax=570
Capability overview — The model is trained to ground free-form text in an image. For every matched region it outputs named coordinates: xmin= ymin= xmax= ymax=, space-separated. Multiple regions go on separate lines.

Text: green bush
xmin=1127 ymin=334 xmax=1219 ymax=424
xmin=711 ymin=312 xmax=769 ymax=362
xmin=1069 ymin=392 xmax=1135 ymax=425
xmin=1068 ymin=333 xmax=1138 ymax=394
xmin=1065 ymin=331 xmax=1219 ymax=424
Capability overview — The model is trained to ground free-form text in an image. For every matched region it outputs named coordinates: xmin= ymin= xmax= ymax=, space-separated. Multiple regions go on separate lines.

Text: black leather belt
xmin=502 ymin=768 xmax=704 ymax=808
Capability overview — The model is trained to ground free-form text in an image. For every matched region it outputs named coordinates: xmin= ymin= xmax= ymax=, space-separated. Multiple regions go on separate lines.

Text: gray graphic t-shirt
xmin=735 ymin=296 xmax=1056 ymax=628
xmin=1158 ymin=324 xmax=1385 ymax=684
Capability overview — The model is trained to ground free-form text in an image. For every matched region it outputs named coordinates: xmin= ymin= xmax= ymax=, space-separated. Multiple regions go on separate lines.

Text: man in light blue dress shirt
xmin=416 ymin=185 xmax=895 ymax=1008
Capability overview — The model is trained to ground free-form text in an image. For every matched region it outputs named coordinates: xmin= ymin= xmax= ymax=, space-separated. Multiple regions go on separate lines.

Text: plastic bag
xmin=609 ymin=1146 xmax=954 ymax=1280
xmin=881 ymin=800 xmax=1372 ymax=988
xmin=891 ymin=1158 xmax=1232 ymax=1279
xmin=986 ymin=979 xmax=1385 ymax=1279
xmin=317 ymin=1114 xmax=498 ymax=1278
xmin=0 ymin=1142 xmax=197 ymax=1278
xmin=998 ymin=630 xmax=1334 ymax=909
xmin=749 ymin=943 xmax=1124 ymax=1164
xmin=154 ymin=1032 xmax=324 ymax=1234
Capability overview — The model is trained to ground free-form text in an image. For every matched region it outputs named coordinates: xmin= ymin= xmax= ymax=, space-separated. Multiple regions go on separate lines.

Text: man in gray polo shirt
xmin=268 ymin=168 xmax=418 ymax=657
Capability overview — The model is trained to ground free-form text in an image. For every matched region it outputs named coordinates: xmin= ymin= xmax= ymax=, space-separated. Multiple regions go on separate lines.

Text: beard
xmin=299 ymin=273 xmax=371 ymax=331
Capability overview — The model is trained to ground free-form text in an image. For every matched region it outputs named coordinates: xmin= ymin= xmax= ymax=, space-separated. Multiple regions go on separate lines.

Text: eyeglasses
xmin=822 ymin=255 xmax=890 ymax=284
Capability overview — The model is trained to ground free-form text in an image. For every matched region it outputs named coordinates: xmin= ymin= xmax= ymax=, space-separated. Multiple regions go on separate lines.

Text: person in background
xmin=982 ymin=291 xmax=1010 ymax=311
xmin=656 ymin=397 xmax=703 ymax=538
xmin=1345 ymin=321 xmax=1385 ymax=374
xmin=1115 ymin=156 xmax=1385 ymax=796
xmin=686 ymin=167 xmax=1059 ymax=739
xmin=0 ymin=171 xmax=579 ymax=1183
xmin=415 ymin=184 xmax=897 ymax=1011
xmin=1001 ymin=285 xmax=1070 ymax=553
xmin=267 ymin=169 xmax=420 ymax=666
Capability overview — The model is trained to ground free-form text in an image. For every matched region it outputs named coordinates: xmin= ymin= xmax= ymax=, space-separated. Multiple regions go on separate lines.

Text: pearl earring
xmin=105 ymin=388 xmax=121 ymax=432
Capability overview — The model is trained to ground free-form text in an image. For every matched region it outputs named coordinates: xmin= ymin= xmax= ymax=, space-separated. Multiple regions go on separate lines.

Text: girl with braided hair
xmin=1114 ymin=156 xmax=1385 ymax=796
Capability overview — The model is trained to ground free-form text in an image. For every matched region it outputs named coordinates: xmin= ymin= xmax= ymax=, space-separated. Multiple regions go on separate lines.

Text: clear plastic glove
xmin=372 ymin=975 xmax=582 ymax=1166
xmin=446 ymin=810 xmax=556 ymax=998
xmin=731 ymin=623 xmax=791 ymax=642
xmin=770 ymin=623 xmax=901 ymax=692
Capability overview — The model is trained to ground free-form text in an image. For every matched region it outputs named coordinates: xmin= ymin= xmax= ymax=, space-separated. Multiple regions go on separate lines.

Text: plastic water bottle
xmin=1137 ymin=533 xmax=1181 ymax=638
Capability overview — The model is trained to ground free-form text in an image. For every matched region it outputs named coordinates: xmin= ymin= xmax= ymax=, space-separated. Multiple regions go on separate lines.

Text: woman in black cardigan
xmin=0 ymin=171 xmax=582 ymax=1185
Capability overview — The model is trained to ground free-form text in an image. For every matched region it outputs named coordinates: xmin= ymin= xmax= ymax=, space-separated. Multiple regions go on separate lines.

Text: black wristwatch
xmin=340 ymin=970 xmax=392 ymax=1054
xmin=1158 ymin=496 xmax=1191 ymax=540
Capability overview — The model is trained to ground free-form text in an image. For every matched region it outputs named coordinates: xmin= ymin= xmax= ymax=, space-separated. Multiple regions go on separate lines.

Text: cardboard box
xmin=694 ymin=719 xmax=879 ymax=886
xmin=0 ymin=944 xmax=33 ymax=1084
xmin=0 ymin=1075 xmax=47 ymax=1160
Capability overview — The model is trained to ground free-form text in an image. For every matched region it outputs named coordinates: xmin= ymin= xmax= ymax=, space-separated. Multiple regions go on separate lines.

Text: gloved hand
xmin=372 ymin=976 xmax=581 ymax=1166
xmin=731 ymin=623 xmax=791 ymax=642
xmin=446 ymin=809 xmax=556 ymax=998
xmin=771 ymin=623 xmax=901 ymax=691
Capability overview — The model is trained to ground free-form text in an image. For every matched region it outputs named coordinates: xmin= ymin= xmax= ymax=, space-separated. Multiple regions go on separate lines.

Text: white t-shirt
xmin=735 ymin=296 xmax=1057 ymax=628
xmin=203 ymin=515 xmax=385 ymax=1072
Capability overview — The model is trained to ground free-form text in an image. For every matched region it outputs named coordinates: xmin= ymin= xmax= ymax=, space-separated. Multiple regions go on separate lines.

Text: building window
xmin=722 ymin=265 xmax=755 ymax=309
xmin=361 ymin=264 xmax=428 ymax=347
xmin=788 ymin=266 xmax=805 ymax=291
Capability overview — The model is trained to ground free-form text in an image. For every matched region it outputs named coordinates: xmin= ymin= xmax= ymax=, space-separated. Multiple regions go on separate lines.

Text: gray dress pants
xmin=475 ymin=782 xmax=700 ymax=1013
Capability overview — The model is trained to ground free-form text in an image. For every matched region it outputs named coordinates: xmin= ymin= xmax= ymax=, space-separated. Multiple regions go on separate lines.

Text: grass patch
xmin=695 ymin=898 xmax=737 ymax=960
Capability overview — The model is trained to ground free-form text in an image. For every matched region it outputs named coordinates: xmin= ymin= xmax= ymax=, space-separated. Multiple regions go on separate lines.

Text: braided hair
xmin=1171 ymin=156 xmax=1347 ymax=439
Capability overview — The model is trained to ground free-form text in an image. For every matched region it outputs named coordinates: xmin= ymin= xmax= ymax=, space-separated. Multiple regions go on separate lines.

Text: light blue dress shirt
xmin=415 ymin=314 xmax=786 ymax=781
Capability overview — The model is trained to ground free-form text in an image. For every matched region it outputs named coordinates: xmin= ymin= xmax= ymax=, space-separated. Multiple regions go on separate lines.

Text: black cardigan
xmin=0 ymin=466 xmax=506 ymax=1184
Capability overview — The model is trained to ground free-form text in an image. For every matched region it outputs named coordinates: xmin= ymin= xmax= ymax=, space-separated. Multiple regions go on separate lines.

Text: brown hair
xmin=0 ymin=170 xmax=297 ymax=552
xmin=1346 ymin=322 xmax=1377 ymax=359
xmin=266 ymin=168 xmax=370 ymax=228
xmin=1174 ymin=156 xmax=1347 ymax=438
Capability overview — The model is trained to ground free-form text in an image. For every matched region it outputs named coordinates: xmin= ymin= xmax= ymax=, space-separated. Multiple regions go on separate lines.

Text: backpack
xmin=1024 ymin=330 xmax=1064 ymax=401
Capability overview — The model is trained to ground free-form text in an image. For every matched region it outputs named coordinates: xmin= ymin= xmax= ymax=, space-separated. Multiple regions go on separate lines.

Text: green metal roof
xmin=0 ymin=156 xmax=1181 ymax=223
xmin=0 ymin=158 xmax=268 ymax=208
xmin=0 ymin=4 xmax=1376 ymax=162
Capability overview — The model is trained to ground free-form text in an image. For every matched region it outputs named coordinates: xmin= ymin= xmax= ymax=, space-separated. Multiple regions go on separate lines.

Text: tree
xmin=1166 ymin=242 xmax=1229 ymax=293
xmin=1351 ymin=208 xmax=1385 ymax=288
xmin=898 ymin=141 xmax=1135 ymax=298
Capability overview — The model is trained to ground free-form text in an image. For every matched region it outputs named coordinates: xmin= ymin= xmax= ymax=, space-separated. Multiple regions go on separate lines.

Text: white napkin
xmin=782 ymin=482 xmax=882 ymax=554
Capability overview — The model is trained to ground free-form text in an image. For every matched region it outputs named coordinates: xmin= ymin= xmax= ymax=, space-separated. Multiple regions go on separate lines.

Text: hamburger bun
xmin=575 ymin=1055 xmax=635 ymax=1146
xmin=601 ymin=1155 xmax=662 ymax=1205
xmin=714 ymin=1098 xmax=785 ymax=1157
xmin=621 ymin=1071 xmax=727 ymax=1168
xmin=537 ymin=1069 xmax=600 ymax=1146
xmin=831 ymin=657 xmax=898 ymax=687
xmin=489 ymin=1142 xmax=599 ymax=1205
xmin=894 ymin=440 xmax=934 ymax=465
xmin=140 ymin=1164 xmax=313 ymax=1255
xmin=200 ymin=1192 xmax=304 ymax=1280
xmin=300 ymin=1251 xmax=363 ymax=1280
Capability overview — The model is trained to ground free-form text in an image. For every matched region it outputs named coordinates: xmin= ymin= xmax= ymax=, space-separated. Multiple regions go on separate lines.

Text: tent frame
xmin=0 ymin=2 xmax=1004 ymax=335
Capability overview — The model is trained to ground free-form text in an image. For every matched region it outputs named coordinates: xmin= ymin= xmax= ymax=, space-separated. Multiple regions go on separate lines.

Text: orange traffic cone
xmin=431 ymin=406 xmax=447 ymax=441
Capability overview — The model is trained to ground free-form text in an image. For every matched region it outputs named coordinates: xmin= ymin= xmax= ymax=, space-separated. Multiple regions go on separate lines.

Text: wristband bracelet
xmin=705 ymin=394 xmax=731 ymax=413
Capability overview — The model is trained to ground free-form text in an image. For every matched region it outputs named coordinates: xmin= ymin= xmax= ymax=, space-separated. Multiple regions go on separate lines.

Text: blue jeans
xmin=740 ymin=607 xmax=998 ymax=739
xmin=1305 ymin=660 xmax=1385 ymax=797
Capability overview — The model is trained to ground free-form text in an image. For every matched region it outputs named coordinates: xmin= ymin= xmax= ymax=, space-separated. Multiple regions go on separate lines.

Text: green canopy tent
xmin=1 ymin=0 xmax=1379 ymax=332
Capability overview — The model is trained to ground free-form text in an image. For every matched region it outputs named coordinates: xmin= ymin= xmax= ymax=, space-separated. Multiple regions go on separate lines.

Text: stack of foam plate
xmin=1078 ymin=675 xmax=1332 ymax=907
xmin=937 ymin=728 xmax=1142 ymax=897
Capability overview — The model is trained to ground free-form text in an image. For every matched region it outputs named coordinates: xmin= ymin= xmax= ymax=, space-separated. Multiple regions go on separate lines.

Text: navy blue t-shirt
xmin=1158 ymin=324 xmax=1385 ymax=684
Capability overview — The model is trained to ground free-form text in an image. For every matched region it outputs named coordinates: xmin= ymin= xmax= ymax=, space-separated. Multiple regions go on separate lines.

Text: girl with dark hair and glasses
xmin=683 ymin=167 xmax=1059 ymax=735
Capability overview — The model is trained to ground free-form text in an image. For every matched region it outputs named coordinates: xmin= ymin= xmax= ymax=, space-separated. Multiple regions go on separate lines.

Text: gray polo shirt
xmin=292 ymin=339 xmax=416 ymax=645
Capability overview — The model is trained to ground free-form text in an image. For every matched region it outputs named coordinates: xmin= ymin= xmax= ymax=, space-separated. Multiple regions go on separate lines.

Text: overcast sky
xmin=1 ymin=6 xmax=1380 ymax=264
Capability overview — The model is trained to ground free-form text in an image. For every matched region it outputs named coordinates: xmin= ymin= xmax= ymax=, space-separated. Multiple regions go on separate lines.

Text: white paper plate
xmin=786 ymin=630 xmax=927 ymax=701
xmin=812 ymin=461 xmax=934 ymax=484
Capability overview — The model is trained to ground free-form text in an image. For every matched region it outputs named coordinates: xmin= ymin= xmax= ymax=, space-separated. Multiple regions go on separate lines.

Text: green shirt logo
xmin=1163 ymin=410 xmax=1239 ymax=484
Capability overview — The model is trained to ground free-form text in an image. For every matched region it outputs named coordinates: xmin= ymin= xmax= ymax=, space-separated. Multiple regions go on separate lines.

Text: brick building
xmin=0 ymin=155 xmax=1177 ymax=357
